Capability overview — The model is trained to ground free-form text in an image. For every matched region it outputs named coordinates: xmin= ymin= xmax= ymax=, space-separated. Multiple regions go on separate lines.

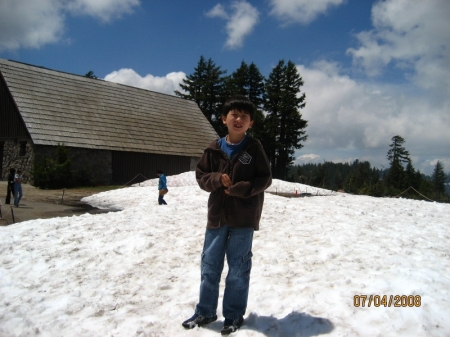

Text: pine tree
xmin=432 ymin=161 xmax=446 ymax=197
xmin=386 ymin=135 xmax=410 ymax=192
xmin=343 ymin=160 xmax=373 ymax=194
xmin=263 ymin=60 xmax=307 ymax=180
xmin=224 ymin=61 xmax=248 ymax=97
xmin=85 ymin=71 xmax=98 ymax=79
xmin=224 ymin=61 xmax=266 ymax=139
xmin=247 ymin=62 xmax=266 ymax=140
xmin=403 ymin=159 xmax=423 ymax=198
xmin=387 ymin=135 xmax=410 ymax=165
xmin=175 ymin=56 xmax=226 ymax=134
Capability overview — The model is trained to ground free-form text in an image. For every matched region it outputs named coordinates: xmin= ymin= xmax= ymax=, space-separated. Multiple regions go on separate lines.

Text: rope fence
xmin=270 ymin=185 xmax=436 ymax=201
xmin=269 ymin=187 xmax=336 ymax=197
xmin=394 ymin=186 xmax=434 ymax=202
xmin=119 ymin=173 xmax=149 ymax=189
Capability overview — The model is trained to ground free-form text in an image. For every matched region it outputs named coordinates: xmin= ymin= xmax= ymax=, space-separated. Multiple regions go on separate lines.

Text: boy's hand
xmin=220 ymin=174 xmax=232 ymax=188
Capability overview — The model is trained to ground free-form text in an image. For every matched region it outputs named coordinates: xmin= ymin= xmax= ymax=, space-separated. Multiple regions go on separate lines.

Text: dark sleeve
xmin=228 ymin=142 xmax=272 ymax=198
xmin=196 ymin=148 xmax=224 ymax=192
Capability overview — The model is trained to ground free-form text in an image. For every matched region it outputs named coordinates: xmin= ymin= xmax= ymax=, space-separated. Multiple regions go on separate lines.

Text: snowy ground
xmin=0 ymin=171 xmax=449 ymax=337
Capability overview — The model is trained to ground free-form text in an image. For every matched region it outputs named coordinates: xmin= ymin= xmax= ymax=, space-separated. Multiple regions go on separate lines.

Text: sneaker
xmin=221 ymin=316 xmax=244 ymax=335
xmin=182 ymin=313 xmax=217 ymax=329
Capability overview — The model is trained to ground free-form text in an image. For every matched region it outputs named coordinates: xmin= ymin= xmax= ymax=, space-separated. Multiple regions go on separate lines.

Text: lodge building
xmin=0 ymin=59 xmax=217 ymax=185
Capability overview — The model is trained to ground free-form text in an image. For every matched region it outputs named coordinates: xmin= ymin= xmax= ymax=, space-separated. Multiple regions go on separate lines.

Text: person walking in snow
xmin=157 ymin=170 xmax=168 ymax=205
xmin=182 ymin=95 xmax=272 ymax=335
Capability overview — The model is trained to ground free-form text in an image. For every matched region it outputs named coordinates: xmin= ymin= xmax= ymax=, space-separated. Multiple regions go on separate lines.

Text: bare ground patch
xmin=1 ymin=182 xmax=121 ymax=225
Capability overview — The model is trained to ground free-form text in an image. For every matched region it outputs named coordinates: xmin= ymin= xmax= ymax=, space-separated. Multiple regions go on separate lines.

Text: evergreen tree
xmin=343 ymin=160 xmax=373 ymax=194
xmin=247 ymin=62 xmax=266 ymax=140
xmin=404 ymin=160 xmax=415 ymax=187
xmin=224 ymin=61 xmax=248 ymax=97
xmin=290 ymin=161 xmax=382 ymax=195
xmin=224 ymin=61 xmax=266 ymax=139
xmin=387 ymin=135 xmax=410 ymax=165
xmin=386 ymin=135 xmax=410 ymax=192
xmin=432 ymin=161 xmax=446 ymax=197
xmin=85 ymin=71 xmax=98 ymax=79
xmin=175 ymin=56 xmax=226 ymax=134
xmin=247 ymin=62 xmax=265 ymax=109
xmin=263 ymin=60 xmax=307 ymax=180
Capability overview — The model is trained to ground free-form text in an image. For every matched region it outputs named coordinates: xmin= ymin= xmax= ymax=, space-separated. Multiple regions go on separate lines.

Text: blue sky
xmin=1 ymin=0 xmax=449 ymax=175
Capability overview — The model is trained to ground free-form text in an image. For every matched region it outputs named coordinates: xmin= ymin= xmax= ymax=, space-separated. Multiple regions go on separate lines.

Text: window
xmin=20 ymin=141 xmax=27 ymax=156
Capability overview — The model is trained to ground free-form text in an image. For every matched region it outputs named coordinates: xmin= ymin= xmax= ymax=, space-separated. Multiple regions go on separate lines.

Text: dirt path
xmin=0 ymin=181 xmax=119 ymax=225
xmin=1 ymin=181 xmax=104 ymax=205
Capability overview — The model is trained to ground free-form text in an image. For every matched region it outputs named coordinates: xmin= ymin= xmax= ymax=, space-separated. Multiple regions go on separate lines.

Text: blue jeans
xmin=158 ymin=194 xmax=167 ymax=205
xmin=14 ymin=183 xmax=23 ymax=206
xmin=195 ymin=225 xmax=254 ymax=320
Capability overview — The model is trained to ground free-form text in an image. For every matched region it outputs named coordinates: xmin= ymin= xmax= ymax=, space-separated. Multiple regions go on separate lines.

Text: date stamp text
xmin=354 ymin=295 xmax=421 ymax=307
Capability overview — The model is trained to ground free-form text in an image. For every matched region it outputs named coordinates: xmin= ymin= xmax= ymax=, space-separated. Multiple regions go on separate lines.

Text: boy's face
xmin=222 ymin=109 xmax=253 ymax=137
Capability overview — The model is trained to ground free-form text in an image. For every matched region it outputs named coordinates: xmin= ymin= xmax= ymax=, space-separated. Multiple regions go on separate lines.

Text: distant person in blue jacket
xmin=14 ymin=169 xmax=24 ymax=207
xmin=157 ymin=170 xmax=168 ymax=205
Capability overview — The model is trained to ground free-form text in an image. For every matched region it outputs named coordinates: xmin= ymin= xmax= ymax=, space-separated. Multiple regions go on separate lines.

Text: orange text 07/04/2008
xmin=353 ymin=295 xmax=421 ymax=307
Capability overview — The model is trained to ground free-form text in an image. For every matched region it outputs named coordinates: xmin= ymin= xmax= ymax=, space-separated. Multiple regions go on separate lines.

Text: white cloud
xmin=0 ymin=0 xmax=140 ymax=51
xmin=104 ymin=68 xmax=186 ymax=96
xmin=347 ymin=0 xmax=450 ymax=95
xmin=0 ymin=0 xmax=64 ymax=51
xmin=296 ymin=60 xmax=450 ymax=174
xmin=268 ymin=0 xmax=345 ymax=25
xmin=294 ymin=153 xmax=322 ymax=165
xmin=205 ymin=4 xmax=228 ymax=20
xmin=298 ymin=154 xmax=321 ymax=161
xmin=206 ymin=1 xmax=260 ymax=49
xmin=66 ymin=0 xmax=140 ymax=22
xmin=421 ymin=158 xmax=450 ymax=177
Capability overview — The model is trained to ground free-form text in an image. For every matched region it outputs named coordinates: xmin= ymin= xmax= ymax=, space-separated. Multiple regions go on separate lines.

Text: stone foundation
xmin=1 ymin=139 xmax=34 ymax=183
xmin=1 ymin=141 xmax=112 ymax=186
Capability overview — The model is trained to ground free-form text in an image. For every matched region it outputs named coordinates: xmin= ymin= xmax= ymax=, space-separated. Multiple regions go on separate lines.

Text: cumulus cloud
xmin=65 ymin=0 xmax=140 ymax=22
xmin=347 ymin=0 xmax=450 ymax=95
xmin=0 ymin=0 xmax=140 ymax=51
xmin=206 ymin=1 xmax=260 ymax=49
xmin=268 ymin=0 xmax=345 ymax=25
xmin=296 ymin=60 xmax=450 ymax=174
xmin=104 ymin=68 xmax=186 ymax=96
xmin=0 ymin=0 xmax=64 ymax=51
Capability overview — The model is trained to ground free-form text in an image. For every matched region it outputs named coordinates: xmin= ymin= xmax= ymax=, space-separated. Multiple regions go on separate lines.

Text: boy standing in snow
xmin=157 ymin=170 xmax=168 ymax=205
xmin=182 ymin=95 xmax=272 ymax=335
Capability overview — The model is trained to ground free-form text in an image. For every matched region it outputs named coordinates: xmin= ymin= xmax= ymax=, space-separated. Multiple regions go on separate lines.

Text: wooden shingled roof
xmin=0 ymin=59 xmax=218 ymax=157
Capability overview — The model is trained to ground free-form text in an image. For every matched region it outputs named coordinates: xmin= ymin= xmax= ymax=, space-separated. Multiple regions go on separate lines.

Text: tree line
xmin=290 ymin=135 xmax=449 ymax=203
xmin=175 ymin=56 xmax=307 ymax=180
xmin=173 ymin=57 xmax=447 ymax=202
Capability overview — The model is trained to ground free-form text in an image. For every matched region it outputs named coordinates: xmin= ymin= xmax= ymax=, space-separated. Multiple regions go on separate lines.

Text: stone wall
xmin=1 ymin=139 xmax=34 ymax=183
xmin=1 ymin=142 xmax=113 ymax=186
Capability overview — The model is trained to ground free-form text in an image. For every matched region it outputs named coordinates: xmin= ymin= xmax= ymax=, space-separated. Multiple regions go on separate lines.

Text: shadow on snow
xmin=203 ymin=311 xmax=334 ymax=336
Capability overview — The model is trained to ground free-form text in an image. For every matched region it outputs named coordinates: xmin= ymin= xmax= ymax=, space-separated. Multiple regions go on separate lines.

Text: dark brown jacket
xmin=196 ymin=136 xmax=272 ymax=230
